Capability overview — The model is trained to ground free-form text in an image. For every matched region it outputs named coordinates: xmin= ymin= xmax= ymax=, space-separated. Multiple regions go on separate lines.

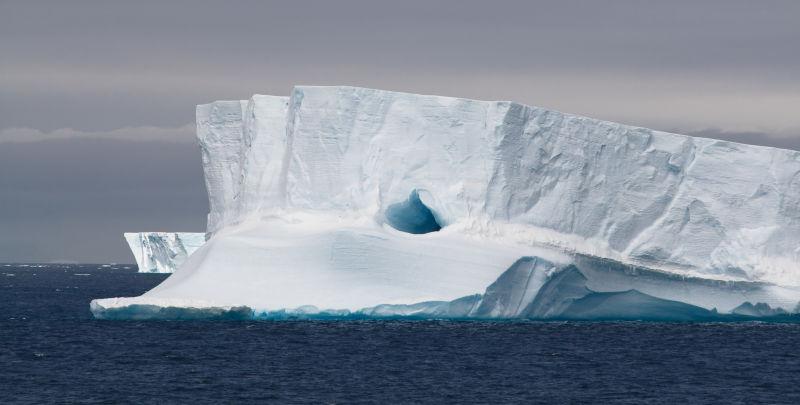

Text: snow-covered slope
xmin=124 ymin=232 xmax=205 ymax=273
xmin=92 ymin=86 xmax=800 ymax=320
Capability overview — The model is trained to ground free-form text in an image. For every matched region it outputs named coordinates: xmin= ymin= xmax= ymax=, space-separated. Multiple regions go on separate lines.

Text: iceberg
xmin=124 ymin=232 xmax=205 ymax=273
xmin=92 ymin=86 xmax=800 ymax=320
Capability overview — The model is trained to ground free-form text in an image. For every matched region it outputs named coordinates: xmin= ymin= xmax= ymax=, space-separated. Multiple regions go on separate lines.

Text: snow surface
xmin=93 ymin=86 xmax=800 ymax=320
xmin=124 ymin=232 xmax=205 ymax=273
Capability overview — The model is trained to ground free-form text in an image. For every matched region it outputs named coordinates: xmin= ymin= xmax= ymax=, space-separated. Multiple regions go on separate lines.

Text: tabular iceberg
xmin=92 ymin=86 xmax=800 ymax=320
xmin=124 ymin=232 xmax=205 ymax=273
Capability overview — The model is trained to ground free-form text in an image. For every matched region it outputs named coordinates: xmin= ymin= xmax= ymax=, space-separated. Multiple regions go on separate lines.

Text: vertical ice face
xmin=628 ymin=142 xmax=800 ymax=280
xmin=192 ymin=86 xmax=800 ymax=281
xmin=484 ymin=108 xmax=695 ymax=250
xmin=278 ymin=86 xmax=800 ymax=281
xmin=282 ymin=86 xmax=507 ymax=225
xmin=124 ymin=232 xmax=205 ymax=273
xmin=236 ymin=95 xmax=289 ymax=221
xmin=197 ymin=96 xmax=290 ymax=231
xmin=196 ymin=100 xmax=247 ymax=234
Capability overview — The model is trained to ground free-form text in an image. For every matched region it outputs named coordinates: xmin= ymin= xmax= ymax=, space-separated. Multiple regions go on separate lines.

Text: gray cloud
xmin=0 ymin=125 xmax=195 ymax=144
xmin=0 ymin=139 xmax=207 ymax=263
xmin=2 ymin=0 xmax=799 ymax=133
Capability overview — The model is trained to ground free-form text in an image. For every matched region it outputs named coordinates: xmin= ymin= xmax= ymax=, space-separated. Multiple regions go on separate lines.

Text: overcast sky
xmin=1 ymin=0 xmax=799 ymax=263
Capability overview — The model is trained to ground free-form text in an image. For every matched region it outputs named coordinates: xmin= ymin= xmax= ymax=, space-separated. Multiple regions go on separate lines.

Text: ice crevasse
xmin=92 ymin=86 xmax=800 ymax=320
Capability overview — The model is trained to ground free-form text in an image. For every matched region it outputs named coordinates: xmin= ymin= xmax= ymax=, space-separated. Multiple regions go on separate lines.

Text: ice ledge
xmin=91 ymin=254 xmax=800 ymax=321
xmin=90 ymin=298 xmax=252 ymax=320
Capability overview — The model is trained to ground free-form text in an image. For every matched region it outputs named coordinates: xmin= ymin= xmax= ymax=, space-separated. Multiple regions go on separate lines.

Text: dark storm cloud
xmin=0 ymin=0 xmax=799 ymax=261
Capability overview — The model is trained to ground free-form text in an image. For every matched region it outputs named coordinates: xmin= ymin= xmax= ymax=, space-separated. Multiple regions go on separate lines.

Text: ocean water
xmin=2 ymin=264 xmax=800 ymax=404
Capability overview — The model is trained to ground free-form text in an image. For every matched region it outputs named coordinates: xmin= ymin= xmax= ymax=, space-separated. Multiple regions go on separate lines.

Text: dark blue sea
xmin=2 ymin=264 xmax=800 ymax=404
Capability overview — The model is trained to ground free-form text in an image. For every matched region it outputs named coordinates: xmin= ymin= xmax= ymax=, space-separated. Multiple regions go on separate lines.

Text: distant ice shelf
xmin=124 ymin=233 xmax=205 ymax=273
xmin=93 ymin=86 xmax=800 ymax=320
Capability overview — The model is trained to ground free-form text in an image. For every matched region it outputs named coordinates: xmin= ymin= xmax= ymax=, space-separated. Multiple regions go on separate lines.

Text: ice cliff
xmin=92 ymin=86 xmax=800 ymax=320
xmin=124 ymin=232 xmax=205 ymax=273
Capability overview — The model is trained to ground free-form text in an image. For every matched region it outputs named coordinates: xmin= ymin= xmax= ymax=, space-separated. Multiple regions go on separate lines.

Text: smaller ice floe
xmin=124 ymin=232 xmax=205 ymax=273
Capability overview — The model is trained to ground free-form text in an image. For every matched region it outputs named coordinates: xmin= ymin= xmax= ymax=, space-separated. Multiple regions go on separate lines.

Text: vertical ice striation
xmin=196 ymin=100 xmax=247 ymax=234
xmin=236 ymin=95 xmax=290 ymax=222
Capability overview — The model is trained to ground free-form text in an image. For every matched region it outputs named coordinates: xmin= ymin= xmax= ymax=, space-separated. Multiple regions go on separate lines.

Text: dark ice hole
xmin=385 ymin=190 xmax=442 ymax=234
